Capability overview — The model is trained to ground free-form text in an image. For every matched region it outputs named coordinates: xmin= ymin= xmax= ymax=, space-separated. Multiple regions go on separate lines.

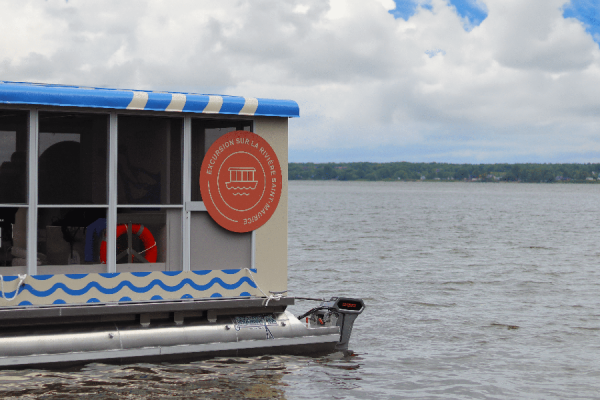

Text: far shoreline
xmin=288 ymin=162 xmax=600 ymax=184
xmin=290 ymin=179 xmax=600 ymax=184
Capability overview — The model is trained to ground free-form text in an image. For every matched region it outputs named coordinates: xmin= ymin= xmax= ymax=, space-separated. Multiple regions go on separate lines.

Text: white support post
xmin=182 ymin=116 xmax=191 ymax=271
xmin=26 ymin=109 xmax=38 ymax=275
xmin=107 ymin=113 xmax=118 ymax=273
xmin=251 ymin=230 xmax=256 ymax=271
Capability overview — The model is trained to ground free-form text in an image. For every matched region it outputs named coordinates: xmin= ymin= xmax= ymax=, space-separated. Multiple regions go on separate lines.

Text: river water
xmin=1 ymin=181 xmax=600 ymax=399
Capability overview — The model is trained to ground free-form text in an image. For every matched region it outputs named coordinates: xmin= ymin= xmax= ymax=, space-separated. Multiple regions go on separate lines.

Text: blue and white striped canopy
xmin=0 ymin=81 xmax=299 ymax=118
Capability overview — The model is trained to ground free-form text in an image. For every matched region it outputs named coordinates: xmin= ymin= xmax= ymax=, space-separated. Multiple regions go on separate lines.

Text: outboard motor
xmin=299 ymin=297 xmax=365 ymax=351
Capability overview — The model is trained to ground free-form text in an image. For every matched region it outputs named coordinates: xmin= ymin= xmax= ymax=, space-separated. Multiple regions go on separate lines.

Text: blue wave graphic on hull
xmin=99 ymin=273 xmax=120 ymax=278
xmin=32 ymin=275 xmax=53 ymax=281
xmin=20 ymin=277 xmax=257 ymax=298
xmin=65 ymin=274 xmax=88 ymax=279
xmin=131 ymin=272 xmax=152 ymax=277
xmin=222 ymin=269 xmax=256 ymax=274
xmin=0 ymin=287 xmax=24 ymax=298
xmin=162 ymin=271 xmax=182 ymax=276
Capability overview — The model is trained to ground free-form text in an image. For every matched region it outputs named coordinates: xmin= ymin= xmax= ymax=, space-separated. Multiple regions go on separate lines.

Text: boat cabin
xmin=0 ymin=81 xmax=294 ymax=306
xmin=0 ymin=82 xmax=363 ymax=367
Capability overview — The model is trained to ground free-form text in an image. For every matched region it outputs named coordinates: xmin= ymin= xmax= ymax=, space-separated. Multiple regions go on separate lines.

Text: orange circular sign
xmin=200 ymin=131 xmax=282 ymax=233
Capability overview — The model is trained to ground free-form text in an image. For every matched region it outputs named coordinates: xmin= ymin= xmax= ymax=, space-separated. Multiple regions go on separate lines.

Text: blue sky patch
xmin=563 ymin=0 xmax=600 ymax=45
xmin=388 ymin=0 xmax=419 ymax=20
xmin=389 ymin=0 xmax=488 ymax=29
xmin=448 ymin=0 xmax=488 ymax=29
xmin=425 ymin=48 xmax=446 ymax=57
xmin=388 ymin=1 xmax=598 ymax=45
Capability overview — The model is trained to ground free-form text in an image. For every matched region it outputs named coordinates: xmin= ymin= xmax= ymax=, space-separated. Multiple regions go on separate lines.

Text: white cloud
xmin=486 ymin=0 xmax=597 ymax=72
xmin=0 ymin=0 xmax=598 ymax=162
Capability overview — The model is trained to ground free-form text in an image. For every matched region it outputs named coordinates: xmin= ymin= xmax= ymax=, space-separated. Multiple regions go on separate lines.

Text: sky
xmin=0 ymin=0 xmax=599 ymax=163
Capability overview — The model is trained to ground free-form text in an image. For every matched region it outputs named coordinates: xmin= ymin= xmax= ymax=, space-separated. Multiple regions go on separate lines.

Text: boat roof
xmin=0 ymin=81 xmax=299 ymax=118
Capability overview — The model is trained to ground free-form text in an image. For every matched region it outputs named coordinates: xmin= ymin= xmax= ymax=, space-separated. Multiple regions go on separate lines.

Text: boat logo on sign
xmin=226 ymin=167 xmax=258 ymax=194
xmin=200 ymin=131 xmax=282 ymax=233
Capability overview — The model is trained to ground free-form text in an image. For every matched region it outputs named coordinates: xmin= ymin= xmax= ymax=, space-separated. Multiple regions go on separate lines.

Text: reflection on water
xmin=0 ymin=353 xmax=362 ymax=399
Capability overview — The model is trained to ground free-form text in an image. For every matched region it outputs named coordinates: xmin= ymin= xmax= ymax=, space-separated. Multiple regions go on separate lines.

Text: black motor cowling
xmin=299 ymin=297 xmax=365 ymax=351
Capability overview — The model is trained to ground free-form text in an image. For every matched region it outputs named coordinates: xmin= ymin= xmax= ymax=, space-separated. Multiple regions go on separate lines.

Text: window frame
xmin=0 ymin=106 xmax=258 ymax=276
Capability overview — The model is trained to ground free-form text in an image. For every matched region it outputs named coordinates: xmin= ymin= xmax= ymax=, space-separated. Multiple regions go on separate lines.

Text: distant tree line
xmin=288 ymin=162 xmax=600 ymax=183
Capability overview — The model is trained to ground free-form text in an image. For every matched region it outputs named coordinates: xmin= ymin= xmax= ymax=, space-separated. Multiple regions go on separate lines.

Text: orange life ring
xmin=99 ymin=224 xmax=157 ymax=264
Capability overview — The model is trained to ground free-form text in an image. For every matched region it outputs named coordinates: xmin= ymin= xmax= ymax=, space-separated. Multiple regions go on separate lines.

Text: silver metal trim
xmin=107 ymin=113 xmax=118 ymax=273
xmin=37 ymin=204 xmax=108 ymax=208
xmin=27 ymin=109 xmax=38 ymax=275
xmin=183 ymin=117 xmax=192 ymax=272
xmin=116 ymin=205 xmax=184 ymax=208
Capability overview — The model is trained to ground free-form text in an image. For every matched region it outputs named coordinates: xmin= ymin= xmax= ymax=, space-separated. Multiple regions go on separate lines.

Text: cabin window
xmin=33 ymin=113 xmax=109 ymax=273
xmin=0 ymin=110 xmax=28 ymax=204
xmin=0 ymin=110 xmax=28 ymax=270
xmin=115 ymin=208 xmax=182 ymax=272
xmin=190 ymin=212 xmax=251 ymax=270
xmin=189 ymin=118 xmax=253 ymax=270
xmin=115 ymin=116 xmax=183 ymax=272
xmin=118 ymin=116 xmax=182 ymax=205
xmin=0 ymin=208 xmax=27 ymax=270
xmin=38 ymin=112 xmax=108 ymax=205
xmin=36 ymin=207 xmax=107 ymax=273
xmin=190 ymin=119 xmax=252 ymax=202
xmin=0 ymin=109 xmax=259 ymax=274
